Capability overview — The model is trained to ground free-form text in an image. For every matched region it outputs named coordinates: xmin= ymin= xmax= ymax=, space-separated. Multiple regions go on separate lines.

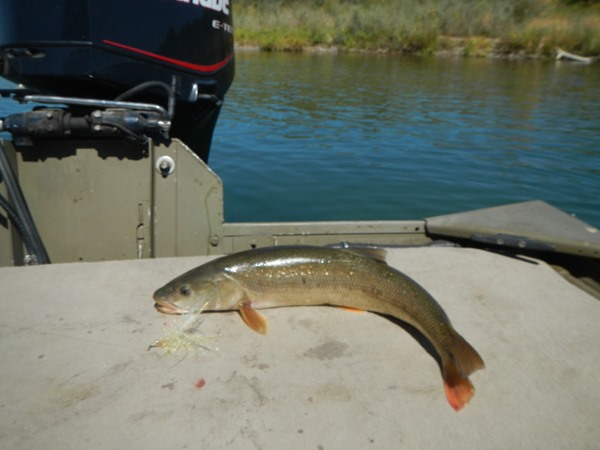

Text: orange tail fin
xmin=443 ymin=363 xmax=476 ymax=412
xmin=443 ymin=330 xmax=485 ymax=412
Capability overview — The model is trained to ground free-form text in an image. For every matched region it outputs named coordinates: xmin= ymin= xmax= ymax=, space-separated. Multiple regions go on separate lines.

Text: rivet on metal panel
xmin=155 ymin=155 xmax=175 ymax=178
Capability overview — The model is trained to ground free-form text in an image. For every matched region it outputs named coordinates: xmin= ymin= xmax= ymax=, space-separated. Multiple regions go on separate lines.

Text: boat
xmin=1 ymin=1 xmax=599 ymax=448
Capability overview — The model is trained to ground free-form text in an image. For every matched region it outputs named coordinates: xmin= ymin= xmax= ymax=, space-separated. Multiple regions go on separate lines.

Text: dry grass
xmin=499 ymin=5 xmax=600 ymax=55
xmin=233 ymin=0 xmax=600 ymax=57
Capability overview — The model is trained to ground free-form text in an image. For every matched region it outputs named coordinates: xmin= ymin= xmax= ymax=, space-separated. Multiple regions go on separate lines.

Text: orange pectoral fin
xmin=239 ymin=301 xmax=269 ymax=335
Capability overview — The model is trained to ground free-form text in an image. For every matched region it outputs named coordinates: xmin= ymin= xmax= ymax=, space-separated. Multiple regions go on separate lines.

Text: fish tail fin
xmin=443 ymin=330 xmax=485 ymax=412
xmin=443 ymin=362 xmax=475 ymax=412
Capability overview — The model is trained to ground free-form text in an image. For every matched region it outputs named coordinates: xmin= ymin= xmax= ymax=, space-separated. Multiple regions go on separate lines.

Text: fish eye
xmin=180 ymin=285 xmax=192 ymax=296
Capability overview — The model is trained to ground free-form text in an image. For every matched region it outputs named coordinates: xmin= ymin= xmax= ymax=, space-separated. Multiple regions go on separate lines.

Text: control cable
xmin=0 ymin=142 xmax=50 ymax=264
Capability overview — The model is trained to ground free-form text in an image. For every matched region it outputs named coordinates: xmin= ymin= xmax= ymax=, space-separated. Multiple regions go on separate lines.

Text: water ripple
xmin=211 ymin=53 xmax=599 ymax=226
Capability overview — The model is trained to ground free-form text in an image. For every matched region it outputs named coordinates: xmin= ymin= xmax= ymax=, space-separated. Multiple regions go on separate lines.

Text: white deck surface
xmin=1 ymin=247 xmax=599 ymax=449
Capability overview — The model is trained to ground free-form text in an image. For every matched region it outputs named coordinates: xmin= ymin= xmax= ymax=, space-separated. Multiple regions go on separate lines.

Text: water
xmin=209 ymin=51 xmax=600 ymax=226
xmin=1 ymin=53 xmax=599 ymax=227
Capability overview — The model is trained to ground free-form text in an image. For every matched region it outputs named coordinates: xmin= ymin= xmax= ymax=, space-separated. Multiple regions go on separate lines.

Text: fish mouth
xmin=153 ymin=296 xmax=186 ymax=315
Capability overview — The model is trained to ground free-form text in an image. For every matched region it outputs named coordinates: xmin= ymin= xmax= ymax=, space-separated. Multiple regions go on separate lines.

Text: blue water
xmin=210 ymin=52 xmax=600 ymax=226
xmin=1 ymin=52 xmax=599 ymax=227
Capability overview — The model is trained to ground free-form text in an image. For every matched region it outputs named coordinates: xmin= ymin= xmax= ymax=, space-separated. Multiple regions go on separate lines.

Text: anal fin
xmin=337 ymin=306 xmax=365 ymax=313
xmin=239 ymin=301 xmax=269 ymax=335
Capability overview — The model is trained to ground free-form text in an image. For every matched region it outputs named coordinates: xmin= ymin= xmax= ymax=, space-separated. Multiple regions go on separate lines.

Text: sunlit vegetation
xmin=233 ymin=0 xmax=600 ymax=57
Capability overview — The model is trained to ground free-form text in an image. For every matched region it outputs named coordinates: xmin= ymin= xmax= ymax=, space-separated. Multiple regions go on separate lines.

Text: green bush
xmin=233 ymin=0 xmax=600 ymax=56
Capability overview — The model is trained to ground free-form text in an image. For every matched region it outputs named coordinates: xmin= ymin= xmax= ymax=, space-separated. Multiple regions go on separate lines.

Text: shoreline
xmin=235 ymin=38 xmax=597 ymax=62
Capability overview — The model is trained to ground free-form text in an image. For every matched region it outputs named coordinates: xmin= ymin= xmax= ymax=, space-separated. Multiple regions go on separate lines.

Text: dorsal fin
xmin=339 ymin=246 xmax=387 ymax=263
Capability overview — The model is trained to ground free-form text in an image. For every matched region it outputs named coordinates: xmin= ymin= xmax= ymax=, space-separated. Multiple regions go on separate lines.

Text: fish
xmin=153 ymin=245 xmax=484 ymax=411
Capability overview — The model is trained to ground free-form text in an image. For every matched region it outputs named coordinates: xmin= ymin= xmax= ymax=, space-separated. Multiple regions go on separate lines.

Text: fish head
xmin=153 ymin=274 xmax=220 ymax=315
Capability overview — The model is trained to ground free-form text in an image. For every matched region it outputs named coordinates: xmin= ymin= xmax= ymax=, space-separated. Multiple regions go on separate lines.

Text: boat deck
xmin=1 ymin=247 xmax=598 ymax=449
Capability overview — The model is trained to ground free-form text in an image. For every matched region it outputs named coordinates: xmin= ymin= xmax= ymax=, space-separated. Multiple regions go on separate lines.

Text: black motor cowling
xmin=0 ymin=0 xmax=235 ymax=161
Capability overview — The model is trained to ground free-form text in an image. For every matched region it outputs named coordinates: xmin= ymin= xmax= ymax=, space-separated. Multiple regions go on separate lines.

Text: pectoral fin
xmin=239 ymin=301 xmax=269 ymax=335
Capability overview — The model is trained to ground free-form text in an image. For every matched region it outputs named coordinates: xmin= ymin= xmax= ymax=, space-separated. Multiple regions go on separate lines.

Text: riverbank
xmin=233 ymin=0 xmax=600 ymax=58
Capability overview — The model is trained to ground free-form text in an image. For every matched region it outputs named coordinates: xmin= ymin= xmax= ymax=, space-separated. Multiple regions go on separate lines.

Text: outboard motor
xmin=0 ymin=0 xmax=234 ymax=161
xmin=0 ymin=0 xmax=234 ymax=266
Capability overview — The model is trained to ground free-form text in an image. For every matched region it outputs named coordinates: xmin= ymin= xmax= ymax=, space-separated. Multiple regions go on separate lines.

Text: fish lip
xmin=153 ymin=296 xmax=186 ymax=315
